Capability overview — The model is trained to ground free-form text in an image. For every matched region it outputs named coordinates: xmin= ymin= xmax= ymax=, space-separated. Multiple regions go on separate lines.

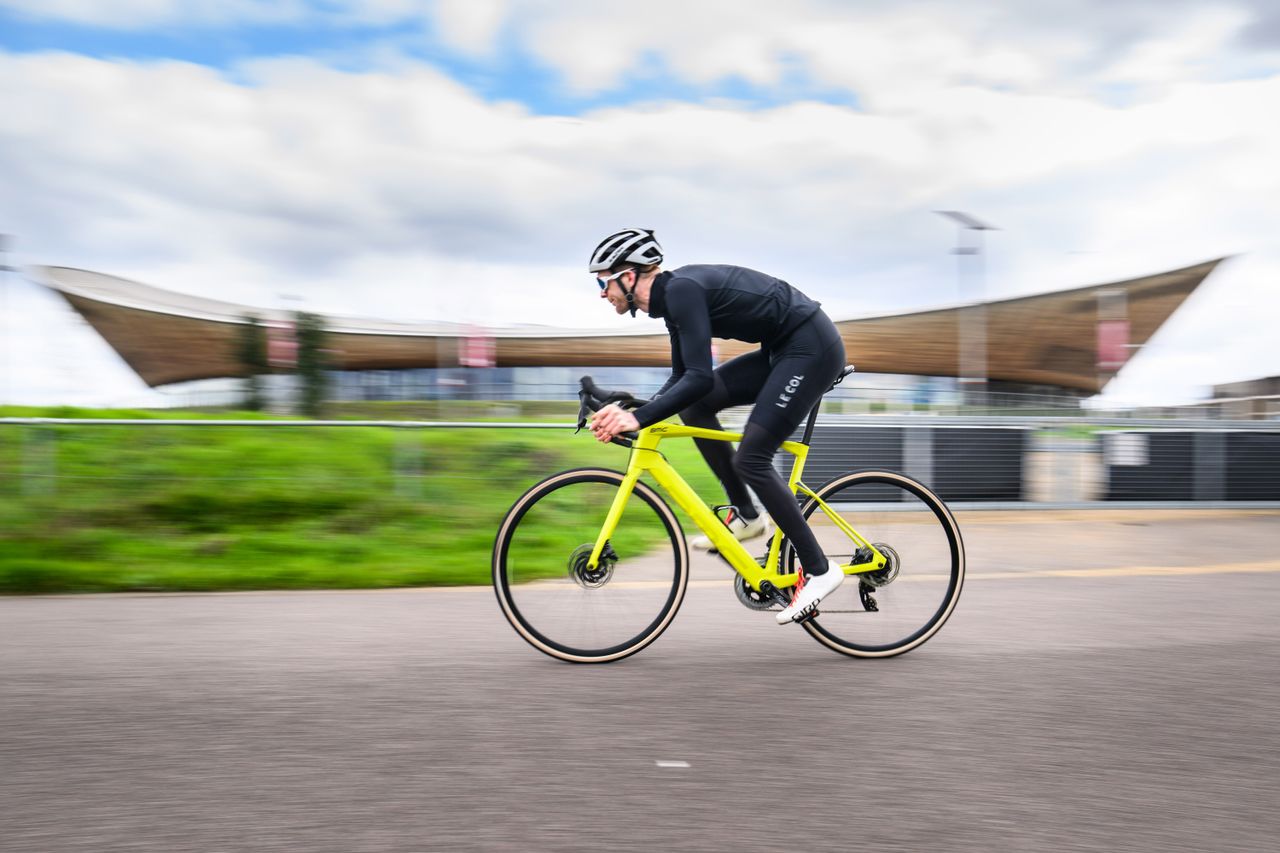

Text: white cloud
xmin=487 ymin=0 xmax=1275 ymax=107
xmin=430 ymin=0 xmax=508 ymax=58
xmin=1098 ymin=5 xmax=1252 ymax=87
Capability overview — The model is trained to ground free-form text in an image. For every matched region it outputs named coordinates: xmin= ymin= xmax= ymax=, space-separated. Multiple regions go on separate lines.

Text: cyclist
xmin=588 ymin=228 xmax=847 ymax=624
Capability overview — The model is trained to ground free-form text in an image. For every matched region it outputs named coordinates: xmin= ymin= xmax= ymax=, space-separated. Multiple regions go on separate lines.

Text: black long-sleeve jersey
xmin=631 ymin=264 xmax=822 ymax=428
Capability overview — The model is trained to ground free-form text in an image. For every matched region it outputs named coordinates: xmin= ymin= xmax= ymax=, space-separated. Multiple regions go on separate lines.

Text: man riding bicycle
xmin=587 ymin=228 xmax=847 ymax=624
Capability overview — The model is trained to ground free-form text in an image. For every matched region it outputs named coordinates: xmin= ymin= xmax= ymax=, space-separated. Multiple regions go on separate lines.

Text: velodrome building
xmin=33 ymin=259 xmax=1225 ymax=404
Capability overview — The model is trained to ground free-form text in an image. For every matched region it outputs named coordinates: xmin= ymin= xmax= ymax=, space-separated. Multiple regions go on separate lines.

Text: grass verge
xmin=0 ymin=407 xmax=722 ymax=593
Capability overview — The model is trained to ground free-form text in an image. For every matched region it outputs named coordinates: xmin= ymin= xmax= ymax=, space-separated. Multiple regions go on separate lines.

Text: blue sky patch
xmin=0 ymin=11 xmax=420 ymax=69
xmin=0 ymin=10 xmax=861 ymax=114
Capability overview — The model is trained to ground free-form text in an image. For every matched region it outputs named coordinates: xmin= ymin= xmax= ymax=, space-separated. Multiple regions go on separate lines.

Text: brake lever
xmin=578 ymin=399 xmax=638 ymax=447
xmin=575 ymin=389 xmax=591 ymax=433
xmin=576 ymin=375 xmax=641 ymax=443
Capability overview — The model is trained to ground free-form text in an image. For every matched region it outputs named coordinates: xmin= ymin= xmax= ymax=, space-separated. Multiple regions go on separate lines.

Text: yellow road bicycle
xmin=492 ymin=367 xmax=965 ymax=663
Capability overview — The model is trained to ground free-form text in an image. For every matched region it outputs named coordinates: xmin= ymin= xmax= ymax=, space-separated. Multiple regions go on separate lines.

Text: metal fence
xmin=789 ymin=417 xmax=1280 ymax=507
xmin=149 ymin=375 xmax=1280 ymax=422
xmin=3 ymin=415 xmax=1278 ymax=510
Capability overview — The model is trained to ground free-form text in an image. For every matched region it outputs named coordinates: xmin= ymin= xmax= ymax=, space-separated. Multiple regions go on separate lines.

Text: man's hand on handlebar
xmin=590 ymin=403 xmax=640 ymax=443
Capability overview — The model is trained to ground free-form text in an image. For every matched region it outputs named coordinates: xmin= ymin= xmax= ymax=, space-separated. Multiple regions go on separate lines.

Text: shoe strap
xmin=791 ymin=570 xmax=806 ymax=603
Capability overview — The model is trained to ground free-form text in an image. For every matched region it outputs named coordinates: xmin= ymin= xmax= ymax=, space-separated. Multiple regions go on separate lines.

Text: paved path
xmin=3 ymin=510 xmax=1278 ymax=852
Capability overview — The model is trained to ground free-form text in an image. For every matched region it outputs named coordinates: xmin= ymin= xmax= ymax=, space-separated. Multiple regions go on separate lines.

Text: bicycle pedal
xmin=793 ymin=608 xmax=820 ymax=625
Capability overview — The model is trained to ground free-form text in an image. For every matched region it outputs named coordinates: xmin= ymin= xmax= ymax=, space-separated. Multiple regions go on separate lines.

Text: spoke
xmin=497 ymin=472 xmax=685 ymax=661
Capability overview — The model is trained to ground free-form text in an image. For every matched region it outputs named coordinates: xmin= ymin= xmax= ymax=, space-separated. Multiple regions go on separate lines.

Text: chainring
xmin=733 ymin=575 xmax=781 ymax=611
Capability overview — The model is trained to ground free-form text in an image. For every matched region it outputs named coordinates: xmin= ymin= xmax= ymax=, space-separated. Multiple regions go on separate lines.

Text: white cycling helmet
xmin=588 ymin=228 xmax=664 ymax=273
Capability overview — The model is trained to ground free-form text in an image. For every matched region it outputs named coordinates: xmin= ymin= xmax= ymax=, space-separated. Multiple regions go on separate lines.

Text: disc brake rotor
xmin=861 ymin=543 xmax=901 ymax=588
xmin=567 ymin=543 xmax=615 ymax=589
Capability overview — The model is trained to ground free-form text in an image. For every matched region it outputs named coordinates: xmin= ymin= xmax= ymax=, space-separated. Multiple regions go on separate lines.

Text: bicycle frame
xmin=586 ymin=422 xmax=889 ymax=592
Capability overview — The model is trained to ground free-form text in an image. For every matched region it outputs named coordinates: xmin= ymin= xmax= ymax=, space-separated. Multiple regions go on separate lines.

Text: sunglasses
xmin=596 ymin=268 xmax=632 ymax=291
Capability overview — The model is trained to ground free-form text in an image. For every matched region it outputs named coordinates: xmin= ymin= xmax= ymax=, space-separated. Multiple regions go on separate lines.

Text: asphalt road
xmin=3 ymin=510 xmax=1279 ymax=853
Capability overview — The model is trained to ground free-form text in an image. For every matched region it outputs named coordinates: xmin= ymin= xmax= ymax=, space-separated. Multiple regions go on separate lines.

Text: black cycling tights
xmin=678 ymin=313 xmax=845 ymax=575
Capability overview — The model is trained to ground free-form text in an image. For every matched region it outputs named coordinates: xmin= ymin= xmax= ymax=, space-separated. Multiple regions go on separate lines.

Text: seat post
xmin=799 ymin=398 xmax=822 ymax=446
xmin=801 ymin=365 xmax=852 ymax=446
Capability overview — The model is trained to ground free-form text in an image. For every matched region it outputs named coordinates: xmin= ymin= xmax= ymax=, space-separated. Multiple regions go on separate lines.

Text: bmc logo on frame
xmin=776 ymin=375 xmax=804 ymax=408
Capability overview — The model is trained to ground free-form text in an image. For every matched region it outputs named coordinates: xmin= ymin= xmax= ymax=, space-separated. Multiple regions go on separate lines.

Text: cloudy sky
xmin=1 ymin=0 xmax=1278 ymax=407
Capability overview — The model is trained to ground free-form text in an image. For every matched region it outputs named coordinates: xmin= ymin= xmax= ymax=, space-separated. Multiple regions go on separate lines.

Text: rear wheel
xmin=493 ymin=468 xmax=689 ymax=663
xmin=782 ymin=470 xmax=964 ymax=658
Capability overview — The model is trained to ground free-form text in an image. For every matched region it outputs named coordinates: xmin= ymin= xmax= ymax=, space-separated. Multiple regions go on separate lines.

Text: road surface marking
xmin=655 ymin=761 xmax=691 ymax=768
xmin=966 ymin=560 xmax=1280 ymax=581
xmin=563 ymin=560 xmax=1280 ymax=590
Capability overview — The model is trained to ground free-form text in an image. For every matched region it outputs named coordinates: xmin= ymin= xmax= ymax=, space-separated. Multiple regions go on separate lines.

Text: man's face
xmin=597 ymin=269 xmax=633 ymax=315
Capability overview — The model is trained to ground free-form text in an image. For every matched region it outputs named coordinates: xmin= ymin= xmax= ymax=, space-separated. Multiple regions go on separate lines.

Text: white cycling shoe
xmin=690 ymin=510 xmax=771 ymax=552
xmin=777 ymin=560 xmax=845 ymax=624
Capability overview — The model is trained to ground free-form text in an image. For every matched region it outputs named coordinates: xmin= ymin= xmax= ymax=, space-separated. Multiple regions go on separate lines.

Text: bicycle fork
xmin=586 ymin=468 xmax=644 ymax=571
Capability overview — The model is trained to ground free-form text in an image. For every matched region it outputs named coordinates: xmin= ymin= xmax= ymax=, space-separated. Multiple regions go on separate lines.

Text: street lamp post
xmin=1 ymin=234 xmax=13 ymax=407
xmin=935 ymin=211 xmax=998 ymax=410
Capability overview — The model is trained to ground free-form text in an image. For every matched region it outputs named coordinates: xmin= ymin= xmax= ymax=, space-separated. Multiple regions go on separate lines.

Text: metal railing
xmin=142 ymin=377 xmax=1280 ymax=421
xmin=3 ymin=414 xmax=1279 ymax=509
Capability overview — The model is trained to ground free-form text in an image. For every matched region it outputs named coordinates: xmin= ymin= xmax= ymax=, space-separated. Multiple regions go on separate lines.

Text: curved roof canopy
xmin=33 ymin=259 xmax=1224 ymax=393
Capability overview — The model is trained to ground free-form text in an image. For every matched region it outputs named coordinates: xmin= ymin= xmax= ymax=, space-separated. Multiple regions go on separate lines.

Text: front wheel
xmin=493 ymin=468 xmax=689 ymax=663
xmin=783 ymin=470 xmax=965 ymax=658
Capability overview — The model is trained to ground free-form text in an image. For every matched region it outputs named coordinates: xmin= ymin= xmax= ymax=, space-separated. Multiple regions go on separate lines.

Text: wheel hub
xmin=567 ymin=543 xmax=616 ymax=589
xmin=861 ymin=543 xmax=900 ymax=588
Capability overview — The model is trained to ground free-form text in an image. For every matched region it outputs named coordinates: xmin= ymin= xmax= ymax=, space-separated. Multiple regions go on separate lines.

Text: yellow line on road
xmin=955 ymin=509 xmax=1280 ymax=524
xmin=966 ymin=560 xmax=1280 ymax=581
xmin=138 ymin=560 xmax=1280 ymax=598
xmin=688 ymin=560 xmax=1280 ymax=590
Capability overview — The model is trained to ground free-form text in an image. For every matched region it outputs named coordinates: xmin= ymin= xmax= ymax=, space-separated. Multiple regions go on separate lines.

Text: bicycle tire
xmin=781 ymin=470 xmax=964 ymax=658
xmin=493 ymin=468 xmax=689 ymax=663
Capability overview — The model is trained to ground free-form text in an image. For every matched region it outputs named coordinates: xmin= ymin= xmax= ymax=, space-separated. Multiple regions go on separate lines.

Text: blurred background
xmin=2 ymin=4 xmax=1279 ymax=850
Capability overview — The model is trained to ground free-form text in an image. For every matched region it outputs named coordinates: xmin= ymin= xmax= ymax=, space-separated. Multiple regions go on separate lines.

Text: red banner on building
xmin=1097 ymin=319 xmax=1130 ymax=371
xmin=267 ymin=321 xmax=297 ymax=369
xmin=460 ymin=326 xmax=495 ymax=368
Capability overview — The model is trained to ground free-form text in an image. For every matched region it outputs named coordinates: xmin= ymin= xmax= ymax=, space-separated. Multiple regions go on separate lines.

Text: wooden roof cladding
xmin=38 ymin=258 xmax=1224 ymax=393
